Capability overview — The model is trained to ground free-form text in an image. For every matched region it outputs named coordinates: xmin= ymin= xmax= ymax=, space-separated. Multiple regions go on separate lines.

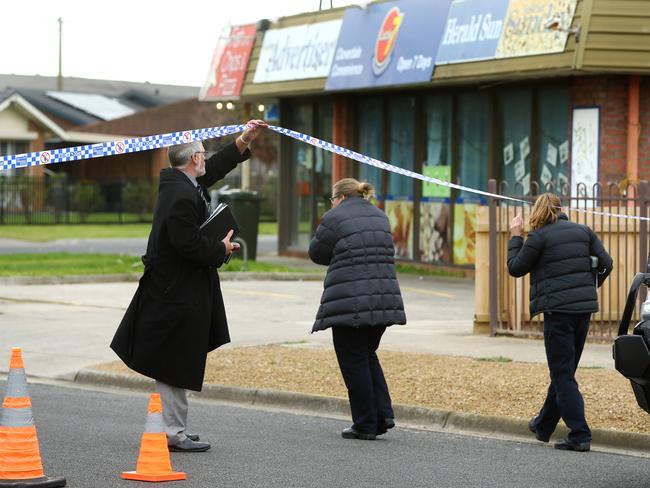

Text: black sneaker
xmin=377 ymin=418 xmax=396 ymax=436
xmin=528 ymin=418 xmax=550 ymax=443
xmin=341 ymin=427 xmax=376 ymax=440
xmin=554 ymin=439 xmax=590 ymax=452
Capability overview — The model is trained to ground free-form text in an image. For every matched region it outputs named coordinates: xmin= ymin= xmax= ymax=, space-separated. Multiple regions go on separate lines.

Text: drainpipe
xmin=627 ymin=75 xmax=641 ymax=186
xmin=332 ymin=98 xmax=348 ymax=182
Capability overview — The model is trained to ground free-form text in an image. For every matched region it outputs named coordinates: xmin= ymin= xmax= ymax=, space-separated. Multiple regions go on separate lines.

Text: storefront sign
xmin=326 ymin=0 xmax=452 ymax=91
xmin=496 ymin=0 xmax=578 ymax=58
xmin=253 ymin=20 xmax=342 ymax=83
xmin=200 ymin=24 xmax=257 ymax=100
xmin=436 ymin=0 xmax=509 ymax=64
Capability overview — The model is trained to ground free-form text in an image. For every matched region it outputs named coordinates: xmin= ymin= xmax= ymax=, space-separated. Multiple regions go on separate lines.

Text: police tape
xmin=0 ymin=123 xmax=647 ymax=222
xmin=0 ymin=124 xmax=246 ymax=171
xmin=270 ymin=126 xmax=650 ymax=222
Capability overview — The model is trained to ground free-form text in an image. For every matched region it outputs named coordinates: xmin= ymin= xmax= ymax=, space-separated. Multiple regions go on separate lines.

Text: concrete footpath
xmin=0 ymin=255 xmax=645 ymax=456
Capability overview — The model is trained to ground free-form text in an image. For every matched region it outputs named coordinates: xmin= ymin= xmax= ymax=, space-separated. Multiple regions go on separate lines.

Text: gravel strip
xmin=91 ymin=344 xmax=649 ymax=435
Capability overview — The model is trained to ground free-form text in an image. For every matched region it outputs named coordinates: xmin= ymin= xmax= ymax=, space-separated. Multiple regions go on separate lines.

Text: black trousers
xmin=331 ymin=326 xmax=394 ymax=434
xmin=532 ymin=312 xmax=591 ymax=443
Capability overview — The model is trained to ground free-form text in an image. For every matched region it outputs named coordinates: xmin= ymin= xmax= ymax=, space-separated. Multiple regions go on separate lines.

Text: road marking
xmin=226 ymin=289 xmax=300 ymax=300
xmin=400 ymin=287 xmax=455 ymax=299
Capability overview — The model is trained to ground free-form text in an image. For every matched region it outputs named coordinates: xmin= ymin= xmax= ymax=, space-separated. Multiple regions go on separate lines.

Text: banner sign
xmin=436 ymin=0 xmax=509 ymax=64
xmin=325 ymin=0 xmax=452 ymax=91
xmin=496 ymin=0 xmax=578 ymax=58
xmin=200 ymin=24 xmax=257 ymax=101
xmin=253 ymin=20 xmax=342 ymax=83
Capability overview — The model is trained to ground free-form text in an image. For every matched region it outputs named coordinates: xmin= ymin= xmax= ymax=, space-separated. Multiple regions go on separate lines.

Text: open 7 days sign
xmin=326 ymin=0 xmax=452 ymax=91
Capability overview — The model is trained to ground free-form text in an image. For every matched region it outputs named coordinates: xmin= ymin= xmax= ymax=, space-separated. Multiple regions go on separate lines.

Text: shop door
xmin=287 ymin=102 xmax=333 ymax=251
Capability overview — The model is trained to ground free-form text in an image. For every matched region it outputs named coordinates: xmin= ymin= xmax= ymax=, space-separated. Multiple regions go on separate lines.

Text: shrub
xmin=72 ymin=182 xmax=104 ymax=223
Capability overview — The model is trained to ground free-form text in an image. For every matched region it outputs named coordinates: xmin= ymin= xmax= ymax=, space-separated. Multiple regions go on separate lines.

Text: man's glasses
xmin=329 ymin=196 xmax=338 ymax=204
xmin=194 ymin=151 xmax=206 ymax=156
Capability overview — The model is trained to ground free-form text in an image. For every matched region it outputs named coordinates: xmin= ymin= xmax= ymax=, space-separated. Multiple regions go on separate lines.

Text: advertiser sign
xmin=496 ymin=0 xmax=578 ymax=58
xmin=436 ymin=0 xmax=509 ymax=64
xmin=253 ymin=20 xmax=342 ymax=83
xmin=200 ymin=24 xmax=256 ymax=100
xmin=326 ymin=0 xmax=452 ymax=91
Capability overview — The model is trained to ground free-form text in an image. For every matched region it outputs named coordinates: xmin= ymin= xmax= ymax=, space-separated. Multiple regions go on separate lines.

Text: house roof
xmin=78 ymin=97 xmax=242 ymax=138
xmin=0 ymin=91 xmax=127 ymax=143
xmin=0 ymin=74 xmax=202 ymax=127
xmin=0 ymin=74 xmax=199 ymax=100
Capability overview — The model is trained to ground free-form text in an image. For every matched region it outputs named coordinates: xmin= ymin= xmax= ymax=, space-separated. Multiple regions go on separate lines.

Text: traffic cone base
xmin=121 ymin=472 xmax=187 ymax=482
xmin=0 ymin=476 xmax=66 ymax=487
xmin=0 ymin=349 xmax=66 ymax=487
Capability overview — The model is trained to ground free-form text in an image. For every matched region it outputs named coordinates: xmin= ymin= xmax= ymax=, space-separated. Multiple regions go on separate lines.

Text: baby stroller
xmin=613 ymin=253 xmax=650 ymax=412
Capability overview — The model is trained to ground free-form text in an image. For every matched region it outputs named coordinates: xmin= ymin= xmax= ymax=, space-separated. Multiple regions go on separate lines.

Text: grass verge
xmin=0 ymin=253 xmax=316 ymax=276
xmin=0 ymin=222 xmax=279 ymax=242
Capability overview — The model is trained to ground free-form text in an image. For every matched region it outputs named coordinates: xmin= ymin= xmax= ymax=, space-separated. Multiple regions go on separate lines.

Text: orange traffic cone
xmin=0 ymin=347 xmax=66 ymax=487
xmin=122 ymin=393 xmax=187 ymax=482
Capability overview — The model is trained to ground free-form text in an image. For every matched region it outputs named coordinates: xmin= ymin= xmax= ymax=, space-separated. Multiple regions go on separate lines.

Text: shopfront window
xmin=499 ymin=88 xmax=532 ymax=195
xmin=387 ymin=96 xmax=415 ymax=198
xmin=357 ymin=98 xmax=383 ymax=196
xmin=386 ymin=96 xmax=415 ymax=260
xmin=314 ymin=102 xmax=333 ymax=224
xmin=287 ymin=101 xmax=333 ymax=250
xmin=420 ymin=94 xmax=452 ymax=263
xmin=455 ymin=92 xmax=489 ymax=266
xmin=288 ymin=103 xmax=314 ymax=250
xmin=538 ymin=86 xmax=570 ymax=192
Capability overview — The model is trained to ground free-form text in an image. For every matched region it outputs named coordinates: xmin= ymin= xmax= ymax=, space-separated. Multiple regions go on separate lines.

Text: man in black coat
xmin=507 ymin=194 xmax=613 ymax=452
xmin=111 ymin=120 xmax=267 ymax=452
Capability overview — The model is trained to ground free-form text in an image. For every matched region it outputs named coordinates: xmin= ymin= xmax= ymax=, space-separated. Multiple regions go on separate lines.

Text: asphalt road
xmin=11 ymin=381 xmax=650 ymax=488
xmin=0 ymin=235 xmax=277 ymax=256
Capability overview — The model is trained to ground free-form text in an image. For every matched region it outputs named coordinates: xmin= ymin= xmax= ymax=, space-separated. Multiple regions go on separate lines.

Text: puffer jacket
xmin=308 ymin=196 xmax=406 ymax=331
xmin=507 ymin=213 xmax=613 ymax=316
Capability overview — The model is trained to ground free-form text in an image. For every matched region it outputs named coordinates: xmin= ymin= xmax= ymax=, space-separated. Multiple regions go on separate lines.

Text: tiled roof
xmin=78 ymin=98 xmax=244 ymax=138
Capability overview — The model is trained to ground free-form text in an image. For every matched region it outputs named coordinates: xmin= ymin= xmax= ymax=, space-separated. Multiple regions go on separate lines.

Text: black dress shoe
xmin=528 ymin=418 xmax=550 ymax=443
xmin=342 ymin=427 xmax=376 ymax=440
xmin=376 ymin=418 xmax=396 ymax=436
xmin=186 ymin=433 xmax=200 ymax=442
xmin=554 ymin=439 xmax=590 ymax=452
xmin=168 ymin=438 xmax=211 ymax=452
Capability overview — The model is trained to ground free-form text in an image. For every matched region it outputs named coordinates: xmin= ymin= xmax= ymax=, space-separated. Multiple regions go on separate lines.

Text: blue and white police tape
xmin=0 ymin=124 xmax=246 ymax=172
xmin=269 ymin=125 xmax=650 ymax=222
xmin=0 ymin=123 xmax=647 ymax=222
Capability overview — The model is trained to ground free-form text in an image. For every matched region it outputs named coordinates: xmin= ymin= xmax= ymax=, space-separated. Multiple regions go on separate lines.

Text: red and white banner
xmin=199 ymin=24 xmax=257 ymax=101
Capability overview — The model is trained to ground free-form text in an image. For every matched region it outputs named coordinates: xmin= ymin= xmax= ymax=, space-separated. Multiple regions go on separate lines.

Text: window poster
xmin=386 ymin=200 xmax=414 ymax=260
xmin=453 ymin=203 xmax=477 ymax=265
xmin=420 ymin=202 xmax=451 ymax=263
xmin=571 ymin=107 xmax=599 ymax=199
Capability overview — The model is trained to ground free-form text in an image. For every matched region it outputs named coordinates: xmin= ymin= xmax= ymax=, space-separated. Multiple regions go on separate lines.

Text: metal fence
xmin=0 ymin=176 xmax=157 ymax=225
xmin=488 ymin=179 xmax=650 ymax=340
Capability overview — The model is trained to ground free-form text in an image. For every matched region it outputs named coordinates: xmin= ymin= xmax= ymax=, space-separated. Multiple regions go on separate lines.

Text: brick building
xmin=225 ymin=0 xmax=650 ymax=264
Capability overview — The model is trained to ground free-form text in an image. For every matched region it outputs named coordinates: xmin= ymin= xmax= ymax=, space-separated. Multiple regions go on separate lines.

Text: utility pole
xmin=57 ymin=17 xmax=63 ymax=91
xmin=318 ymin=0 xmax=333 ymax=10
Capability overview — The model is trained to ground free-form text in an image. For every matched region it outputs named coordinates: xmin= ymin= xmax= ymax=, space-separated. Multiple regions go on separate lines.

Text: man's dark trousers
xmin=533 ymin=312 xmax=592 ymax=443
xmin=332 ymin=326 xmax=394 ymax=435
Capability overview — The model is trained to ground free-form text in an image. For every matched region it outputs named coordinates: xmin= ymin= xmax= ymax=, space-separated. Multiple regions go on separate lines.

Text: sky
xmin=2 ymin=0 xmax=357 ymax=87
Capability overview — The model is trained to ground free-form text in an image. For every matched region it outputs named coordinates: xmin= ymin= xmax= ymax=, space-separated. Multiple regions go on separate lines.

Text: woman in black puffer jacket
xmin=508 ymin=193 xmax=612 ymax=452
xmin=309 ymin=178 xmax=406 ymax=440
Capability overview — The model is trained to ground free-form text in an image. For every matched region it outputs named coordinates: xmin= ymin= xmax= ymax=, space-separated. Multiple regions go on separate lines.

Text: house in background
xmin=0 ymin=74 xmax=200 ymax=178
